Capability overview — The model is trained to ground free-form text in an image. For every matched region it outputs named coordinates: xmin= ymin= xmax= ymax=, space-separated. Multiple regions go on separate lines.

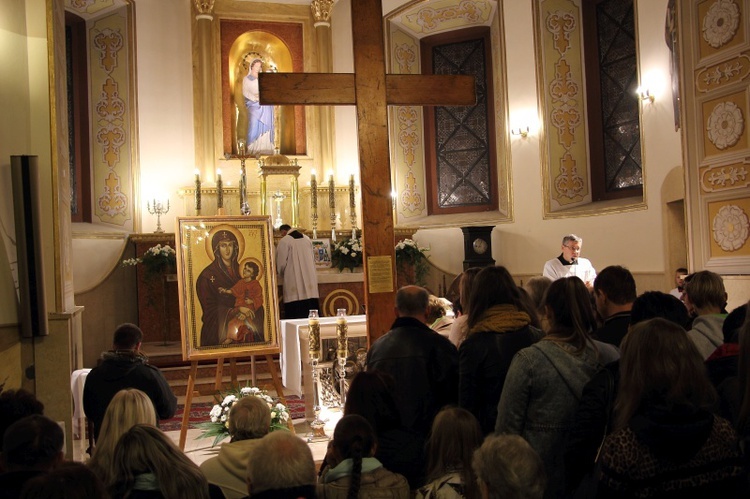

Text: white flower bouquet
xmin=195 ymin=385 xmax=290 ymax=446
xmin=122 ymin=243 xmax=177 ymax=275
xmin=395 ymin=238 xmax=430 ymax=285
xmin=331 ymin=237 xmax=363 ymax=272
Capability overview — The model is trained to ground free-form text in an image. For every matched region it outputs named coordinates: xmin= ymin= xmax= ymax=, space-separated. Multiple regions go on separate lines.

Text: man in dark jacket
xmin=365 ymin=286 xmax=458 ymax=437
xmin=592 ymin=265 xmax=636 ymax=347
xmin=83 ymin=323 xmax=177 ymax=440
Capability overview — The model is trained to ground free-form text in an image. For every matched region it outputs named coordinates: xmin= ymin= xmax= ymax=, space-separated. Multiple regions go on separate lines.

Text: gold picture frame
xmin=176 ymin=216 xmax=280 ymax=361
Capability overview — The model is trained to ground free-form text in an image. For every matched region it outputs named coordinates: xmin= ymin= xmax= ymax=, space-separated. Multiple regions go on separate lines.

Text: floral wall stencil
xmin=712 ymin=204 xmax=749 ymax=251
xmin=707 ymin=101 xmax=744 ymax=150
xmin=702 ymin=0 xmax=739 ymax=48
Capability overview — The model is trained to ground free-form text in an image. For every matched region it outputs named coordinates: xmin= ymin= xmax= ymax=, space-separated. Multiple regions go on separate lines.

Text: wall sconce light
xmin=637 ymin=88 xmax=654 ymax=103
xmin=511 ymin=126 xmax=530 ymax=138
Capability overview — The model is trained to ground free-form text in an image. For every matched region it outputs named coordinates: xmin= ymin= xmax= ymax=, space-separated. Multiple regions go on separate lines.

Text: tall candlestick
xmin=307 ymin=309 xmax=328 ymax=441
xmin=310 ymin=170 xmax=318 ymax=239
xmin=194 ymin=169 xmax=202 ymax=213
xmin=216 ymin=169 xmax=223 ymax=210
xmin=349 ymin=174 xmax=357 ymax=238
xmin=336 ymin=308 xmax=348 ymax=407
xmin=329 ymin=174 xmax=336 ymax=242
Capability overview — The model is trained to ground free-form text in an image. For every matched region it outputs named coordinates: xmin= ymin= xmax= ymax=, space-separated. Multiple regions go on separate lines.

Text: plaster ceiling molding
xmin=707 ymin=101 xmax=744 ymax=150
xmin=391 ymin=0 xmax=496 ymax=39
xmin=712 ymin=204 xmax=749 ymax=251
xmin=64 ymin=0 xmax=125 ymax=20
xmin=702 ymin=0 xmax=740 ymax=49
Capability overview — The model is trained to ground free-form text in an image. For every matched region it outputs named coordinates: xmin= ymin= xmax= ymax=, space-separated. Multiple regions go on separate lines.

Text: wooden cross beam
xmin=259 ymin=0 xmax=475 ymax=343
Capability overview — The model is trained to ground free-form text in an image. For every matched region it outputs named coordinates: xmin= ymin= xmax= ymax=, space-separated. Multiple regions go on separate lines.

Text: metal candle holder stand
xmin=307 ymin=310 xmax=328 ymax=442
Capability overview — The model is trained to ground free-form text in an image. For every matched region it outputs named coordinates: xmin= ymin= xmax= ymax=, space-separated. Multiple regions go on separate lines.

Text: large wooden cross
xmin=260 ymin=0 xmax=475 ymax=342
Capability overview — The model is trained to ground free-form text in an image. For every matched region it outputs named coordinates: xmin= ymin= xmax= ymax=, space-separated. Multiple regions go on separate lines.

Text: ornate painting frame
xmin=176 ymin=216 xmax=280 ymax=361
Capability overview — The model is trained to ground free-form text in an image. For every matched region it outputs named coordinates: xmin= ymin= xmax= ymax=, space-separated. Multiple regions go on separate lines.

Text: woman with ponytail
xmin=318 ymin=415 xmax=410 ymax=498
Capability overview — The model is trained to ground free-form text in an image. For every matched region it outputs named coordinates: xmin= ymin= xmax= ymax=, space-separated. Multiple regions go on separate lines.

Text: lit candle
xmin=349 ymin=174 xmax=355 ymax=211
xmin=308 ymin=309 xmax=321 ymax=361
xmin=328 ymin=173 xmax=335 ymax=211
xmin=310 ymin=170 xmax=317 ymax=210
xmin=194 ymin=169 xmax=202 ymax=212
xmin=216 ymin=168 xmax=223 ymax=209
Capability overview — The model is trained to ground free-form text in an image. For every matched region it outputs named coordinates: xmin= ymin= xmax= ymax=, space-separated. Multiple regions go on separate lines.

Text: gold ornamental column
xmin=311 ymin=0 xmax=335 ymax=172
xmin=194 ymin=0 xmax=216 ymax=175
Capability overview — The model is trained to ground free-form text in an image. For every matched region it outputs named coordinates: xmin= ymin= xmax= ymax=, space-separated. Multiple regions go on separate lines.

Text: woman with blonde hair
xmin=495 ymin=277 xmax=618 ymax=498
xmin=87 ymin=388 xmax=157 ymax=487
xmin=598 ymin=318 xmax=745 ymax=497
xmin=109 ymin=424 xmax=219 ymax=499
xmin=418 ymin=407 xmax=483 ymax=498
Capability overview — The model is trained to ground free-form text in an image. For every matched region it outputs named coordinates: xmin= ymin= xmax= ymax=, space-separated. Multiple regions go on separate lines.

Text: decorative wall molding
xmin=696 ymin=53 xmax=750 ymax=92
xmin=700 ymin=159 xmax=750 ymax=191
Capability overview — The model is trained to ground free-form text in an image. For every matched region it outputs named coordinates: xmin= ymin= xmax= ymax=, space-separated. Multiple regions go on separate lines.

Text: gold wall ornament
xmin=194 ymin=0 xmax=215 ymax=16
xmin=311 ymin=0 xmax=335 ymax=25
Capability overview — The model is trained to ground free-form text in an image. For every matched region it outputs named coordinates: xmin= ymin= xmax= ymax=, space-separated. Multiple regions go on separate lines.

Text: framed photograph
xmin=312 ymin=238 xmax=332 ymax=269
xmin=175 ymin=216 xmax=280 ymax=361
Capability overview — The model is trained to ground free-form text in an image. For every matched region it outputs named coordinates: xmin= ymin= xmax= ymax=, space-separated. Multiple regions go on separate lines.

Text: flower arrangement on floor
xmin=331 ymin=236 xmax=363 ymax=272
xmin=122 ymin=243 xmax=177 ymax=275
xmin=396 ymin=238 xmax=430 ymax=286
xmin=196 ymin=385 xmax=290 ymax=447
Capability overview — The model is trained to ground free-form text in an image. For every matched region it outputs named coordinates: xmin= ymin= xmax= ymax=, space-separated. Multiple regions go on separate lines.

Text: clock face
xmin=472 ymin=238 xmax=488 ymax=255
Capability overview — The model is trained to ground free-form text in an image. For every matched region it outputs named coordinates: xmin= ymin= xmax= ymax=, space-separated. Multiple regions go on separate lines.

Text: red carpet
xmin=161 ymin=396 xmax=305 ymax=432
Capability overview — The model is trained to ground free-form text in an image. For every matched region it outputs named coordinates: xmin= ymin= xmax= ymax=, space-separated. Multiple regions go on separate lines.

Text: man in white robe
xmin=542 ymin=234 xmax=597 ymax=291
xmin=276 ymin=225 xmax=320 ymax=319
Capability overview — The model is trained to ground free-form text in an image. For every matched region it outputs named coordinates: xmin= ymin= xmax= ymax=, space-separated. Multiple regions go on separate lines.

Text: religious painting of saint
xmin=175 ymin=216 xmax=280 ymax=361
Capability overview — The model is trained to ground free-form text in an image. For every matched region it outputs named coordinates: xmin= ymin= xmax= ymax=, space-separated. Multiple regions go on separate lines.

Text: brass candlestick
xmin=216 ymin=169 xmax=224 ymax=210
xmin=336 ymin=308 xmax=348 ymax=408
xmin=311 ymin=171 xmax=318 ymax=239
xmin=194 ymin=170 xmax=202 ymax=214
xmin=329 ymin=174 xmax=336 ymax=242
xmin=222 ymin=139 xmax=251 ymax=215
xmin=349 ymin=174 xmax=357 ymax=239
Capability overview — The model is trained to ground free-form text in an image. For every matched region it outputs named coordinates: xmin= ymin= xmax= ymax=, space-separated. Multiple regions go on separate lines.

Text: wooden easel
xmin=178 ymin=353 xmax=294 ymax=450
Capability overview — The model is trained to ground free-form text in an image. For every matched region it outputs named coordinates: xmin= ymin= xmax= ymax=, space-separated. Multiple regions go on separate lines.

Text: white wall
xmin=331 ymin=0 xmax=683 ymax=279
xmin=135 ymin=0 xmax=195 ymax=233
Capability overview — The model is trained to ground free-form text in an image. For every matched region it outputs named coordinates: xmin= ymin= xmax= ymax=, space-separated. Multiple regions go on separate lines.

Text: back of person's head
xmin=279 ymin=224 xmax=291 ymax=232
xmin=468 ymin=266 xmax=523 ymax=328
xmin=0 ymin=389 xmax=44 ymax=441
xmin=593 ymin=265 xmax=637 ymax=305
xmin=523 ymin=276 xmax=552 ymax=313
xmin=2 ymin=415 xmax=64 ymax=471
xmin=426 ymin=295 xmax=450 ymax=324
xmin=684 ymin=270 xmax=726 ymax=312
xmin=543 ymin=277 xmax=596 ymax=350
xmin=112 ymin=323 xmax=143 ymax=350
xmin=229 ymin=395 xmax=271 ymax=441
xmin=517 ymin=288 xmax=542 ymax=330
xmin=616 ymin=318 xmax=717 ymax=428
xmin=89 ymin=389 xmax=157 ymax=486
xmin=20 ymin=461 xmax=108 ymax=499
xmin=723 ymin=303 xmax=747 ymax=344
xmin=111 ymin=424 xmax=209 ymax=499
xmin=736 ymin=302 xmax=750 ymax=433
xmin=425 ymin=407 xmax=482 ymax=499
xmin=630 ymin=291 xmax=690 ymax=329
xmin=457 ymin=267 xmax=483 ymax=315
xmin=472 ymin=434 xmax=546 ymax=499
xmin=331 ymin=415 xmax=376 ymax=499
xmin=246 ymin=431 xmax=316 ymax=497
xmin=344 ymin=370 xmax=401 ymax=432
xmin=395 ymin=285 xmax=429 ymax=318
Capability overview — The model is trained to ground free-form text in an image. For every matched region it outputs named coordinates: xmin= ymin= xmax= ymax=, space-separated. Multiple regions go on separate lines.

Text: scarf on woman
xmin=468 ymin=304 xmax=530 ymax=334
xmin=322 ymin=457 xmax=383 ymax=483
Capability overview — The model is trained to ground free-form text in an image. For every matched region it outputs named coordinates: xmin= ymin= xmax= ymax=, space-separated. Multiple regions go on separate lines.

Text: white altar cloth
xmin=280 ymin=315 xmax=367 ymax=416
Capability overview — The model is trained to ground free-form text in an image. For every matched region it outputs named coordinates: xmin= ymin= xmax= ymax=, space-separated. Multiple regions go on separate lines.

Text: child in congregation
xmin=317 ymin=414 xmax=410 ymax=498
xmin=417 ymin=407 xmax=482 ymax=499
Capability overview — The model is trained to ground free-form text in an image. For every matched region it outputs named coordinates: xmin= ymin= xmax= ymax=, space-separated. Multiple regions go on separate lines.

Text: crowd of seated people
xmin=1 ymin=266 xmax=749 ymax=499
